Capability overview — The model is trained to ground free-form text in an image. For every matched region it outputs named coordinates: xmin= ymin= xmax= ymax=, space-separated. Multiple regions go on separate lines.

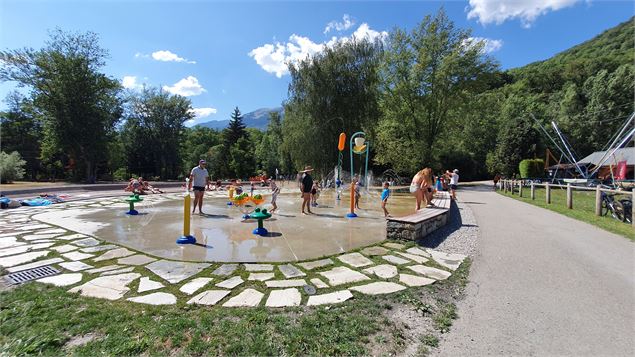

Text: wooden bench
xmin=386 ymin=191 xmax=452 ymax=241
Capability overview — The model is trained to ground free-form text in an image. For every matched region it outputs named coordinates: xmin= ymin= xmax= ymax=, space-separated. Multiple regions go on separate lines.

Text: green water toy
xmin=250 ymin=208 xmax=272 ymax=236
xmin=125 ymin=194 xmax=143 ymax=215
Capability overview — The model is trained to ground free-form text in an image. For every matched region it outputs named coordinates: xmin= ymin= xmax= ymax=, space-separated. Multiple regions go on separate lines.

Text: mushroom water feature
xmin=250 ymin=207 xmax=272 ymax=236
xmin=124 ymin=193 xmax=143 ymax=215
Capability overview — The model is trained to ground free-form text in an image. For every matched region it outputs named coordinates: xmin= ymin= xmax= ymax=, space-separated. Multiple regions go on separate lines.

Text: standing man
xmin=300 ymin=166 xmax=314 ymax=215
xmin=446 ymin=169 xmax=459 ymax=200
xmin=188 ymin=160 xmax=210 ymax=214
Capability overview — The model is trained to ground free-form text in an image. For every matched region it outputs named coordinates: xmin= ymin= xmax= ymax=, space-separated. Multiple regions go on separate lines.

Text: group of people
xmin=124 ymin=177 xmax=164 ymax=195
xmin=410 ymin=168 xmax=459 ymax=211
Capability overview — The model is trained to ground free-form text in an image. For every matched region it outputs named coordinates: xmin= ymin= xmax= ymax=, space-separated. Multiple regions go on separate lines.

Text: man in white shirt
xmin=188 ymin=160 xmax=210 ymax=214
xmin=446 ymin=169 xmax=459 ymax=200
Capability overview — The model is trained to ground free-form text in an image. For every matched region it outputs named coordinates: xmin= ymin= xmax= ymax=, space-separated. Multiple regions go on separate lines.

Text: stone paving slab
xmin=117 ymin=254 xmax=156 ymax=266
xmin=396 ymin=252 xmax=429 ymax=264
xmin=406 ymin=247 xmax=432 ymax=258
xmin=37 ymin=273 xmax=83 ymax=287
xmin=399 ymin=274 xmax=436 ymax=287
xmin=307 ymin=290 xmax=353 ymax=306
xmin=0 ymin=238 xmax=24 ymax=249
xmin=80 ymin=245 xmax=119 ymax=253
xmin=62 ymin=251 xmax=95 ymax=261
xmin=0 ymin=251 xmax=50 ymax=268
xmin=145 ymin=260 xmax=211 ymax=284
xmin=266 ymin=288 xmax=301 ymax=307
xmin=216 ymin=276 xmax=244 ymax=289
xmin=127 ymin=292 xmax=177 ymax=305
xmin=86 ymin=265 xmax=123 ymax=274
xmin=223 ymin=288 xmax=264 ymax=307
xmin=407 ymin=265 xmax=452 ymax=280
xmin=180 ymin=278 xmax=213 ymax=295
xmin=34 ymin=228 xmax=67 ymax=235
xmin=382 ymin=255 xmax=410 ymax=265
xmin=265 ymin=279 xmax=307 ymax=288
xmin=59 ymin=261 xmax=93 ymax=272
xmin=319 ymin=266 xmax=370 ymax=286
xmin=212 ymin=264 xmax=239 ymax=276
xmin=427 ymin=250 xmax=466 ymax=271
xmin=244 ymin=264 xmax=274 ymax=272
xmin=350 ymin=282 xmax=407 ymax=295
xmin=363 ymin=264 xmax=398 ymax=279
xmin=248 ymin=273 xmax=275 ymax=281
xmin=69 ymin=273 xmax=140 ymax=300
xmin=22 ymin=233 xmax=63 ymax=241
xmin=383 ymin=242 xmax=406 ymax=250
xmin=278 ymin=264 xmax=306 ymax=278
xmin=72 ymin=238 xmax=102 ymax=247
xmin=7 ymin=257 xmax=64 ymax=272
xmin=138 ymin=277 xmax=165 ymax=292
xmin=337 ymin=252 xmax=373 ymax=268
xmin=58 ymin=234 xmax=89 ymax=240
xmin=15 ymin=224 xmax=51 ymax=231
xmin=51 ymin=244 xmax=79 ymax=253
xmin=101 ymin=267 xmax=135 ymax=276
xmin=0 ymin=244 xmax=51 ymax=257
xmin=310 ymin=278 xmax=329 ymax=288
xmin=298 ymin=258 xmax=334 ymax=270
xmin=187 ymin=290 xmax=231 ymax=305
xmin=93 ymin=248 xmax=135 ymax=262
xmin=360 ymin=246 xmax=390 ymax=256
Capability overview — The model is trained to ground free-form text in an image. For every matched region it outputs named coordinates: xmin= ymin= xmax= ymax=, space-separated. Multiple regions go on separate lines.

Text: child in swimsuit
xmin=270 ymin=179 xmax=280 ymax=213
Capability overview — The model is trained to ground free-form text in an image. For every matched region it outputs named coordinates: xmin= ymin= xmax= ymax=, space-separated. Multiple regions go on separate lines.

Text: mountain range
xmin=197 ymin=107 xmax=284 ymax=130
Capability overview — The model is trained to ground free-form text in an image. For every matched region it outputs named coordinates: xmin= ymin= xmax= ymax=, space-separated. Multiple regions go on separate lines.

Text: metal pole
xmin=551 ymin=121 xmax=586 ymax=178
xmin=364 ymin=140 xmax=370 ymax=188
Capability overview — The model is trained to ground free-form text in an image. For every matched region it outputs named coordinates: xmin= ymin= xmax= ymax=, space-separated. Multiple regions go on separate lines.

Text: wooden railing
xmin=498 ymin=179 xmax=634 ymax=227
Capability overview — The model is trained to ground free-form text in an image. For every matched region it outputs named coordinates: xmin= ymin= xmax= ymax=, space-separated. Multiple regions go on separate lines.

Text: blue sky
xmin=1 ymin=0 xmax=633 ymax=126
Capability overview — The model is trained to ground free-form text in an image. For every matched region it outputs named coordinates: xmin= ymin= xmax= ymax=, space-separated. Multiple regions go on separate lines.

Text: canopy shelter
xmin=579 ymin=147 xmax=634 ymax=181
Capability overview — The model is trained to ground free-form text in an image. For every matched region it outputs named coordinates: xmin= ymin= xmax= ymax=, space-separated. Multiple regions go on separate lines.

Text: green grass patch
xmin=499 ymin=188 xmax=634 ymax=240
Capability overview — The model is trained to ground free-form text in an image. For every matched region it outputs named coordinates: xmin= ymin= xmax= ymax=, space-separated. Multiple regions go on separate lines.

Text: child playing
xmin=311 ymin=182 xmax=319 ymax=207
xmin=381 ymin=181 xmax=390 ymax=217
xmin=270 ymin=179 xmax=280 ymax=213
xmin=354 ymin=178 xmax=361 ymax=209
xmin=250 ymin=182 xmax=255 ymax=196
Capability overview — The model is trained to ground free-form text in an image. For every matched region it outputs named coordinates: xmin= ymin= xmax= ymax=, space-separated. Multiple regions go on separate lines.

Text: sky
xmin=0 ymin=0 xmax=633 ymax=126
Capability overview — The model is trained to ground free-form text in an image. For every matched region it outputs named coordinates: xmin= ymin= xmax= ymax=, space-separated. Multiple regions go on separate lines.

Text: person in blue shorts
xmin=381 ymin=181 xmax=391 ymax=217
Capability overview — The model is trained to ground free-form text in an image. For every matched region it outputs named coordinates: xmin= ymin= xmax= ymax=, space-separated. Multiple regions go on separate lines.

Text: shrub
xmin=0 ymin=151 xmax=27 ymax=183
xmin=113 ymin=167 xmax=128 ymax=181
xmin=519 ymin=159 xmax=545 ymax=178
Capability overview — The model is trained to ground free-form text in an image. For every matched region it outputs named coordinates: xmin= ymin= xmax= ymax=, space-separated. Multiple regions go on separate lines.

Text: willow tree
xmin=374 ymin=9 xmax=498 ymax=174
xmin=282 ymin=38 xmax=383 ymax=176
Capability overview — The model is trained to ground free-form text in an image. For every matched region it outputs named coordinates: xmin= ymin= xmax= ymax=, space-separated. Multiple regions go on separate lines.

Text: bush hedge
xmin=519 ymin=159 xmax=545 ymax=178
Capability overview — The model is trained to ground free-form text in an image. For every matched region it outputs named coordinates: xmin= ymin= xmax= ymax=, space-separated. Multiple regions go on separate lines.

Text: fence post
xmin=566 ymin=183 xmax=573 ymax=209
xmin=546 ymin=182 xmax=551 ymax=204
xmin=511 ymin=180 xmax=514 ymax=195
xmin=531 ymin=182 xmax=535 ymax=200
xmin=504 ymin=180 xmax=507 ymax=193
xmin=519 ymin=180 xmax=523 ymax=197
xmin=632 ymin=190 xmax=634 ymax=228
xmin=595 ymin=185 xmax=602 ymax=216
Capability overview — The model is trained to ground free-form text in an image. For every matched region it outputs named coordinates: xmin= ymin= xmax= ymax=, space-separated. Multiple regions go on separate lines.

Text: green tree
xmin=229 ymin=137 xmax=255 ymax=179
xmin=122 ymin=87 xmax=193 ymax=179
xmin=282 ymin=38 xmax=382 ymax=176
xmin=374 ymin=9 xmax=498 ymax=174
xmin=256 ymin=111 xmax=284 ymax=177
xmin=0 ymin=92 xmax=42 ymax=180
xmin=181 ymin=126 xmax=222 ymax=174
xmin=224 ymin=107 xmax=247 ymax=147
xmin=0 ymin=29 xmax=123 ymax=182
xmin=0 ymin=151 xmax=26 ymax=183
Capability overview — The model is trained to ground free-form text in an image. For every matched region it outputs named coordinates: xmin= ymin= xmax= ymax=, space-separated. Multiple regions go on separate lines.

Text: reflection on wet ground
xmin=33 ymin=188 xmax=417 ymax=262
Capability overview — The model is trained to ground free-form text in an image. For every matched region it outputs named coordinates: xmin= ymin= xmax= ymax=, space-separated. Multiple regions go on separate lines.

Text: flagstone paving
xmin=0 ymin=200 xmax=467 ymax=308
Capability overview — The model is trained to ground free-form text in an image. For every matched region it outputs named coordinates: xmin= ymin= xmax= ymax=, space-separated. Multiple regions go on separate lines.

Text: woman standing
xmin=410 ymin=169 xmax=426 ymax=211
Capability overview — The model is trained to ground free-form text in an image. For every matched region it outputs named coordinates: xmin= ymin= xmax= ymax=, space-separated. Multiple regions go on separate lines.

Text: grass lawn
xmin=498 ymin=188 xmax=634 ymax=240
xmin=0 ymin=259 xmax=471 ymax=356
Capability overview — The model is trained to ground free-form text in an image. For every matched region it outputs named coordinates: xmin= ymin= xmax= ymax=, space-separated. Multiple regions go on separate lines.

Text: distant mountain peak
xmin=197 ymin=107 xmax=283 ymax=130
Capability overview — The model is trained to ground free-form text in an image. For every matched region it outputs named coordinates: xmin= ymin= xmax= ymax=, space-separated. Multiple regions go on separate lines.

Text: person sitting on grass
xmin=381 ymin=181 xmax=391 ymax=217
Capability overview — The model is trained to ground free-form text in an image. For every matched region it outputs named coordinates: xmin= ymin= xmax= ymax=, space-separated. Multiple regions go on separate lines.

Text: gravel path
xmin=416 ymin=199 xmax=479 ymax=257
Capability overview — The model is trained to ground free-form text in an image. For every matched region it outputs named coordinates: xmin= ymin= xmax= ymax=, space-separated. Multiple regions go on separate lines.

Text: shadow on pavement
xmin=415 ymin=199 xmax=478 ymax=249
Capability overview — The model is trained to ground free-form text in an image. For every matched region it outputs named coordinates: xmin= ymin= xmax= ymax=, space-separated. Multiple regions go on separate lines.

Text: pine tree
xmin=224 ymin=106 xmax=247 ymax=146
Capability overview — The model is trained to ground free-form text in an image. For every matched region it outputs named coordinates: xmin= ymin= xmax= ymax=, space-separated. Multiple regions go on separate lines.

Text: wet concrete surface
xmin=32 ymin=188 xmax=417 ymax=263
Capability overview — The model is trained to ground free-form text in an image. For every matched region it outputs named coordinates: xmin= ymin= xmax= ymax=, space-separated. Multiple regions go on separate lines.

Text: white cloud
xmin=467 ymin=0 xmax=580 ymax=28
xmin=151 ymin=50 xmax=196 ymax=64
xmin=190 ymin=107 xmax=217 ymax=118
xmin=249 ymin=23 xmax=388 ymax=78
xmin=122 ymin=75 xmax=143 ymax=90
xmin=162 ymin=76 xmax=206 ymax=96
xmin=463 ymin=37 xmax=504 ymax=53
xmin=324 ymin=14 xmax=355 ymax=34
xmin=134 ymin=52 xmax=149 ymax=59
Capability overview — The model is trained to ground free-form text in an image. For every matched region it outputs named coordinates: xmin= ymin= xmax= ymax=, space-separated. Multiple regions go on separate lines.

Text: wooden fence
xmin=498 ymin=179 xmax=635 ymax=227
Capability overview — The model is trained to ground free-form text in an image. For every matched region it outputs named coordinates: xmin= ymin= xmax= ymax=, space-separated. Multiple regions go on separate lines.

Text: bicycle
xmin=600 ymin=191 xmax=632 ymax=223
